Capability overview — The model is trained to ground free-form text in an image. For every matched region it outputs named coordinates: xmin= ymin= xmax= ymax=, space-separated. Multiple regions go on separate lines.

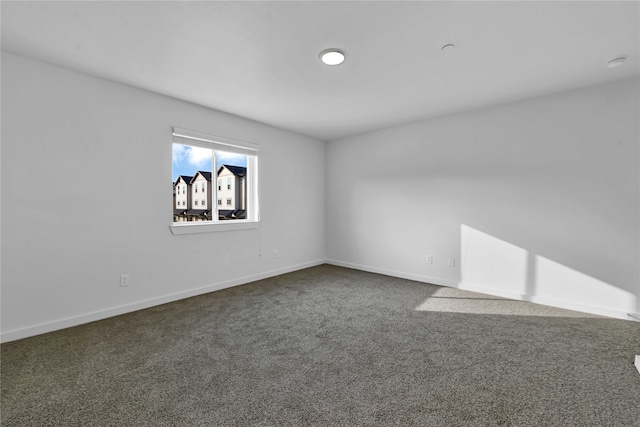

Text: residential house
xmin=216 ymin=165 xmax=247 ymax=220
xmin=187 ymin=171 xmax=213 ymax=222
xmin=173 ymin=175 xmax=192 ymax=222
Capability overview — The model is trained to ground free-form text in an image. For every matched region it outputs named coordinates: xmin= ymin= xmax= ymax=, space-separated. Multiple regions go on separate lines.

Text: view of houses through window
xmin=172 ymin=143 xmax=249 ymax=222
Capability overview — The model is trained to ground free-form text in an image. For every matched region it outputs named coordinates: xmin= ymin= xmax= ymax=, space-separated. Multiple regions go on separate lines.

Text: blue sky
xmin=172 ymin=144 xmax=247 ymax=181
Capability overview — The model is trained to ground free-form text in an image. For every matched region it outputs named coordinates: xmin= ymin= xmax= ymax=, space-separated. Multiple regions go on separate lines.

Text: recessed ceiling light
xmin=441 ymin=44 xmax=455 ymax=52
xmin=606 ymin=56 xmax=628 ymax=68
xmin=320 ymin=49 xmax=345 ymax=66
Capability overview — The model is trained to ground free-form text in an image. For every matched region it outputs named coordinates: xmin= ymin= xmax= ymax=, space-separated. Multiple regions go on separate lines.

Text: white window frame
xmin=170 ymin=127 xmax=260 ymax=235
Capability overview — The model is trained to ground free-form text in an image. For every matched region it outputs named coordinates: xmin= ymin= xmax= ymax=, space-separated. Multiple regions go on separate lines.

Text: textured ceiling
xmin=2 ymin=1 xmax=638 ymax=141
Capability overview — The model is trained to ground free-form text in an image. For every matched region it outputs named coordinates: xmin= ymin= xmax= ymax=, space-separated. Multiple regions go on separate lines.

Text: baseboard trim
xmin=458 ymin=281 xmax=634 ymax=320
xmin=627 ymin=313 xmax=640 ymax=322
xmin=3 ymin=259 xmax=635 ymax=342
xmin=0 ymin=259 xmax=326 ymax=343
xmin=326 ymin=259 xmax=458 ymax=288
xmin=327 ymin=259 xmax=634 ymax=321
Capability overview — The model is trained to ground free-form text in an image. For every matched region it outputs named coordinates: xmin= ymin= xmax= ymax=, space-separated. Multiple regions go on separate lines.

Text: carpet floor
xmin=2 ymin=264 xmax=639 ymax=426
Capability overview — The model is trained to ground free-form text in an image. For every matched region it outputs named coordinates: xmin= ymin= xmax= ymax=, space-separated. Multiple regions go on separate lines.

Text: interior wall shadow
xmin=460 ymin=222 xmax=638 ymax=316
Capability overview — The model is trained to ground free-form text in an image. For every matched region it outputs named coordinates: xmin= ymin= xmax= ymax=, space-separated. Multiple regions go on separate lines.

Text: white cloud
xmin=173 ymin=144 xmax=212 ymax=169
xmin=172 ymin=143 xmax=188 ymax=163
xmin=187 ymin=146 xmax=213 ymax=168
xmin=217 ymin=152 xmax=247 ymax=167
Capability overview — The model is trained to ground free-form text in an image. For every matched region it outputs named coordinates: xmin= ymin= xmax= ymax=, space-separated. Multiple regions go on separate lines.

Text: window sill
xmin=170 ymin=221 xmax=259 ymax=235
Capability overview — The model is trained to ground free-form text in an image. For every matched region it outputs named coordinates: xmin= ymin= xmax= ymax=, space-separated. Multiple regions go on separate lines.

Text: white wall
xmin=1 ymin=52 xmax=326 ymax=342
xmin=2 ymin=51 xmax=638 ymax=342
xmin=327 ymin=77 xmax=639 ymax=319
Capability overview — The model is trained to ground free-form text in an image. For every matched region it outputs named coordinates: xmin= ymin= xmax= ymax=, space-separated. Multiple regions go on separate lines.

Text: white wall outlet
xmin=448 ymin=258 xmax=455 ymax=267
xmin=273 ymin=249 xmax=279 ymax=258
xmin=120 ymin=274 xmax=129 ymax=287
xmin=425 ymin=255 xmax=433 ymax=264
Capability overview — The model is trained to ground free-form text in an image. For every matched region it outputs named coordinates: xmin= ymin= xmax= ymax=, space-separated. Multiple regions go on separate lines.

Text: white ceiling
xmin=2 ymin=1 xmax=638 ymax=141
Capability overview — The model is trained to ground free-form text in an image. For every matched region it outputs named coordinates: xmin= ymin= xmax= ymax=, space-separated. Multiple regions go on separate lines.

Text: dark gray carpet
xmin=2 ymin=264 xmax=639 ymax=426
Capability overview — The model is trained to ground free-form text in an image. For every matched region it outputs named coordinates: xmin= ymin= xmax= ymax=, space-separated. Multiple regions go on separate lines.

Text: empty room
xmin=1 ymin=1 xmax=639 ymax=425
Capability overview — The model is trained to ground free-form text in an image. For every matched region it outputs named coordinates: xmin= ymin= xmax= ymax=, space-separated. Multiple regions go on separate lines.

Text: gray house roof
xmin=190 ymin=171 xmax=212 ymax=182
xmin=217 ymin=165 xmax=246 ymax=177
xmin=218 ymin=209 xmax=246 ymax=220
xmin=186 ymin=209 xmax=212 ymax=216
xmin=174 ymin=175 xmax=193 ymax=186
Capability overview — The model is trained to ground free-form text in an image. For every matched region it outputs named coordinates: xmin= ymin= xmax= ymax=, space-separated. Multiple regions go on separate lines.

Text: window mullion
xmin=212 ymin=149 xmax=219 ymax=224
xmin=247 ymin=155 xmax=256 ymax=222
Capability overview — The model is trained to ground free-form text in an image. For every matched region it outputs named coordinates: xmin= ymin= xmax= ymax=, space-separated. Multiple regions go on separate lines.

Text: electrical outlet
xmin=448 ymin=258 xmax=455 ymax=267
xmin=273 ymin=249 xmax=279 ymax=258
xmin=120 ymin=274 xmax=129 ymax=287
xmin=425 ymin=255 xmax=433 ymax=264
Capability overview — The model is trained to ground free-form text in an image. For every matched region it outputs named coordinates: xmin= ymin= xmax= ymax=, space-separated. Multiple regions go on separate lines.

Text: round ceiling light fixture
xmin=320 ymin=49 xmax=346 ymax=66
xmin=606 ymin=55 xmax=628 ymax=68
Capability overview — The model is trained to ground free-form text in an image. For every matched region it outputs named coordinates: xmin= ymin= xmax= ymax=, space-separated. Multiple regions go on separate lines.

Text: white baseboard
xmin=3 ymin=259 xmax=636 ymax=343
xmin=457 ymin=281 xmax=633 ymax=320
xmin=326 ymin=259 xmax=458 ymax=288
xmin=0 ymin=259 xmax=325 ymax=343
xmin=327 ymin=259 xmax=634 ymax=321
xmin=455 ymin=282 xmax=528 ymax=301
xmin=635 ymin=355 xmax=640 ymax=377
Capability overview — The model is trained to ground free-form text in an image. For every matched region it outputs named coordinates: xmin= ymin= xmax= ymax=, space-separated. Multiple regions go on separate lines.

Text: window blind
xmin=172 ymin=127 xmax=260 ymax=156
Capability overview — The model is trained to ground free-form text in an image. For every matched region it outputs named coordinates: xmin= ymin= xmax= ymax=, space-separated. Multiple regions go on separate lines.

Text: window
xmin=171 ymin=127 xmax=259 ymax=234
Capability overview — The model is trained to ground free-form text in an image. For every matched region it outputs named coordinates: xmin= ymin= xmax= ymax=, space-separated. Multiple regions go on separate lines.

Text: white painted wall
xmin=327 ymin=77 xmax=639 ymax=319
xmin=1 ymin=52 xmax=326 ymax=342
xmin=2 ymin=51 xmax=637 ymax=342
